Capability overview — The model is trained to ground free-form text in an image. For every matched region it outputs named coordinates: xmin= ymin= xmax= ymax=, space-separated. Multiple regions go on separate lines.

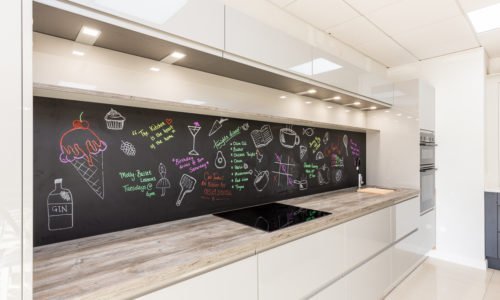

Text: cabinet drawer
xmin=345 ymin=207 xmax=391 ymax=268
xmin=258 ymin=225 xmax=345 ymax=300
xmin=392 ymin=197 xmax=419 ymax=241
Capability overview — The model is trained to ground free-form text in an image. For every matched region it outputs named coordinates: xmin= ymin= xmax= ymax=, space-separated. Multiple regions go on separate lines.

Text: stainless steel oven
xmin=420 ymin=130 xmax=436 ymax=214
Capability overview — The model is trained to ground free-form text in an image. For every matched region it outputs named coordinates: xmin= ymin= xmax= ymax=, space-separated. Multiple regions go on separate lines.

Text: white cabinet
xmin=418 ymin=81 xmax=436 ymax=131
xmin=392 ymin=197 xmax=419 ymax=241
xmin=69 ymin=0 xmax=225 ymax=50
xmin=138 ymin=256 xmax=257 ymax=300
xmin=312 ymin=48 xmax=360 ymax=93
xmin=345 ymin=248 xmax=392 ymax=300
xmin=225 ymin=7 xmax=313 ymax=78
xmin=345 ymin=207 xmax=392 ymax=267
xmin=420 ymin=209 xmax=436 ymax=254
xmin=358 ymin=72 xmax=394 ymax=105
xmin=257 ymin=225 xmax=345 ymax=300
xmin=310 ymin=276 xmax=347 ymax=300
xmin=391 ymin=230 xmax=423 ymax=286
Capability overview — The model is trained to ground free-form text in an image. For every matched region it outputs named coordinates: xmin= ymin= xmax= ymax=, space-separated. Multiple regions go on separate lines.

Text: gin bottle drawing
xmin=47 ymin=178 xmax=74 ymax=231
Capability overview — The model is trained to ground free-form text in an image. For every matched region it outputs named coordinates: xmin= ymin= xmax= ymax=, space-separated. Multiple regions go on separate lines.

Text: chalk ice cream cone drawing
xmin=104 ymin=108 xmax=126 ymax=130
xmin=59 ymin=115 xmax=107 ymax=199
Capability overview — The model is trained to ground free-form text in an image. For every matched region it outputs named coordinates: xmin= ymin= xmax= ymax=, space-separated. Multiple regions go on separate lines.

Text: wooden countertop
xmin=33 ymin=187 xmax=419 ymax=300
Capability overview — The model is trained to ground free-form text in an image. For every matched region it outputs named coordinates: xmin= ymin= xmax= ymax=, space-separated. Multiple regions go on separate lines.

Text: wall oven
xmin=420 ymin=130 xmax=436 ymax=215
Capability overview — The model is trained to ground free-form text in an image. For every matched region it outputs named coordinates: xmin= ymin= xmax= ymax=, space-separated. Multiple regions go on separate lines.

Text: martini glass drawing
xmin=188 ymin=124 xmax=201 ymax=156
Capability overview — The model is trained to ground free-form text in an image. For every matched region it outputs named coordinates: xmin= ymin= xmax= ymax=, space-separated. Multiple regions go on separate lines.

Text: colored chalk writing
xmin=171 ymin=156 xmax=209 ymax=174
xmin=303 ymin=162 xmax=318 ymax=179
xmin=229 ymin=140 xmax=253 ymax=191
xmin=118 ymin=169 xmax=157 ymax=198
xmin=201 ymin=171 xmax=232 ymax=201
xmin=309 ymin=137 xmax=321 ymax=153
xmin=131 ymin=118 xmax=175 ymax=150
xmin=350 ymin=139 xmax=360 ymax=157
xmin=213 ymin=125 xmax=243 ymax=150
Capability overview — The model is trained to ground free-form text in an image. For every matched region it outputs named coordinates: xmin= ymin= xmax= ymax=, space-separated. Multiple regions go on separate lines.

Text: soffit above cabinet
xmin=33 ymin=2 xmax=391 ymax=110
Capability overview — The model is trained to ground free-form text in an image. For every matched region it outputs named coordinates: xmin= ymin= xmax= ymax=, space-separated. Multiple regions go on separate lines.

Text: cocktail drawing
xmin=188 ymin=123 xmax=201 ymax=156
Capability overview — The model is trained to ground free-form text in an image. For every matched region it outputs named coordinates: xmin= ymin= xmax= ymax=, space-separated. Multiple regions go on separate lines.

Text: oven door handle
xmin=420 ymin=167 xmax=437 ymax=173
xmin=420 ymin=143 xmax=438 ymax=147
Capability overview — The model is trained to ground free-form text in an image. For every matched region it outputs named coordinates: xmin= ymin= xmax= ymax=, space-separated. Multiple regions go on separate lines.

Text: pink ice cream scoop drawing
xmin=59 ymin=114 xmax=107 ymax=199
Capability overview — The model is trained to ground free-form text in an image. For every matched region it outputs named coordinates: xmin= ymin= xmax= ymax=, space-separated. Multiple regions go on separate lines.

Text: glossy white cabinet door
xmin=345 ymin=207 xmax=391 ymax=267
xmin=138 ymin=256 xmax=257 ymax=300
xmin=225 ymin=7 xmax=313 ymax=78
xmin=420 ymin=209 xmax=436 ymax=254
xmin=419 ymin=81 xmax=436 ymax=131
xmin=391 ymin=230 xmax=423 ymax=286
xmin=392 ymin=197 xmax=419 ymax=241
xmin=345 ymin=248 xmax=392 ymax=300
xmin=258 ymin=225 xmax=345 ymax=300
xmin=312 ymin=48 xmax=360 ymax=94
xmin=310 ymin=276 xmax=347 ymax=300
xmin=358 ymin=72 xmax=394 ymax=105
xmin=69 ymin=0 xmax=225 ymax=50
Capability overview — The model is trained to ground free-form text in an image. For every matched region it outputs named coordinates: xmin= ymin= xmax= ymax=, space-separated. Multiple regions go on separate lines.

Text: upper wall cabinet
xmin=225 ymin=7 xmax=313 ymax=79
xmin=312 ymin=48 xmax=360 ymax=94
xmin=69 ymin=0 xmax=225 ymax=50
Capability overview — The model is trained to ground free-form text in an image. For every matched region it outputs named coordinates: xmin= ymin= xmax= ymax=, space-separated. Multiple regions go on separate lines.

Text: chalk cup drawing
xmin=256 ymin=149 xmax=264 ymax=163
xmin=302 ymin=128 xmax=314 ymax=136
xmin=208 ymin=118 xmax=228 ymax=136
xmin=293 ymin=179 xmax=308 ymax=191
xmin=343 ymin=134 xmax=349 ymax=157
xmin=47 ymin=178 xmax=73 ymax=231
xmin=315 ymin=151 xmax=325 ymax=160
xmin=299 ymin=145 xmax=307 ymax=160
xmin=156 ymin=163 xmax=171 ymax=197
xmin=254 ymin=170 xmax=270 ymax=192
xmin=335 ymin=169 xmax=343 ymax=182
xmin=215 ymin=150 xmax=227 ymax=169
xmin=279 ymin=127 xmax=300 ymax=149
xmin=176 ymin=174 xmax=197 ymax=206
xmin=104 ymin=108 xmax=126 ymax=130
xmin=59 ymin=114 xmax=107 ymax=199
xmin=250 ymin=125 xmax=273 ymax=148
xmin=120 ymin=140 xmax=136 ymax=156
xmin=318 ymin=163 xmax=330 ymax=185
xmin=323 ymin=131 xmax=329 ymax=144
xmin=188 ymin=123 xmax=202 ymax=156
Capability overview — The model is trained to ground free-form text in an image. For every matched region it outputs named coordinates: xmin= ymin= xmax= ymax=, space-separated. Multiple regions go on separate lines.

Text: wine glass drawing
xmin=188 ymin=124 xmax=201 ymax=156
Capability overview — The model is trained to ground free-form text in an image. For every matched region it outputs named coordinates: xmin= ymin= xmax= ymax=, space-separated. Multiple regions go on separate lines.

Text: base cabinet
xmin=420 ymin=209 xmax=436 ymax=254
xmin=310 ymin=276 xmax=347 ymax=300
xmin=138 ymin=256 xmax=257 ymax=300
xmin=391 ymin=230 xmax=424 ymax=286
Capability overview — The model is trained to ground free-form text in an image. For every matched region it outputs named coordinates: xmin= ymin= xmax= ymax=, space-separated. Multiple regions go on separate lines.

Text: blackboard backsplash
xmin=34 ymin=96 xmax=366 ymax=246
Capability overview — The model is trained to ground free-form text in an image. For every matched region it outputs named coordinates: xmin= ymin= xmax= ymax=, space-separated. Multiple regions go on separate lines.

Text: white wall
xmin=33 ymin=33 xmax=367 ymax=130
xmin=485 ymin=74 xmax=500 ymax=189
xmin=389 ymin=48 xmax=487 ymax=269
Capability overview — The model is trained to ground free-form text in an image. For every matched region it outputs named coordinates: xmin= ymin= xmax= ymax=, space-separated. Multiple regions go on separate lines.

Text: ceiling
xmin=268 ymin=0 xmax=500 ymax=67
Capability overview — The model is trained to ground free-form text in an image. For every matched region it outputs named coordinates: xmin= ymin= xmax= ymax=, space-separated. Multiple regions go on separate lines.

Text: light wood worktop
xmin=34 ymin=187 xmax=419 ymax=299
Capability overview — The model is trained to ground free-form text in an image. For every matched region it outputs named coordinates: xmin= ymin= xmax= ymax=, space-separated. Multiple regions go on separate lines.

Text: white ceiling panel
xmin=344 ymin=0 xmax=403 ymax=14
xmin=458 ymin=0 xmax=500 ymax=12
xmin=367 ymin=0 xmax=462 ymax=37
xmin=267 ymin=0 xmax=296 ymax=7
xmin=328 ymin=17 xmax=417 ymax=66
xmin=394 ymin=16 xmax=479 ymax=59
xmin=285 ymin=0 xmax=359 ymax=30
xmin=478 ymin=28 xmax=500 ymax=58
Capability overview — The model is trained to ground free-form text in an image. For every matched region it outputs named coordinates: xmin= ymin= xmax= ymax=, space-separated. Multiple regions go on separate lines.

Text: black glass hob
xmin=214 ymin=203 xmax=331 ymax=232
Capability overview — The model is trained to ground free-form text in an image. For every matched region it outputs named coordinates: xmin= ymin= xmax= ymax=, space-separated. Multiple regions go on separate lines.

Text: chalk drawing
xmin=47 ymin=178 xmax=73 ymax=231
xmin=104 ymin=108 xmax=126 ymax=130
xmin=318 ymin=163 xmax=330 ymax=185
xmin=272 ymin=154 xmax=295 ymax=186
xmin=176 ymin=174 xmax=197 ymax=206
xmin=293 ymin=179 xmax=308 ymax=191
xmin=215 ymin=151 xmax=227 ymax=169
xmin=208 ymin=118 xmax=228 ymax=137
xmin=323 ymin=131 xmax=329 ymax=145
xmin=316 ymin=151 xmax=325 ymax=160
xmin=343 ymin=134 xmax=349 ymax=157
xmin=254 ymin=170 xmax=270 ymax=192
xmin=300 ymin=145 xmax=307 ymax=160
xmin=156 ymin=163 xmax=171 ymax=197
xmin=120 ymin=140 xmax=136 ymax=156
xmin=280 ymin=127 xmax=300 ymax=149
xmin=302 ymin=128 xmax=314 ymax=136
xmin=188 ymin=124 xmax=202 ymax=156
xmin=256 ymin=149 xmax=264 ymax=163
xmin=250 ymin=125 xmax=273 ymax=148
xmin=335 ymin=169 xmax=342 ymax=182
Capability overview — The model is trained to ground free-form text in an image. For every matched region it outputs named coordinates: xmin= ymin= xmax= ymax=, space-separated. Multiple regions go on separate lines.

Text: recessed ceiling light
xmin=353 ymin=101 xmax=361 ymax=106
xmin=407 ymin=116 xmax=413 ymax=119
xmin=396 ymin=113 xmax=402 ymax=117
xmin=161 ymin=51 xmax=187 ymax=64
xmin=305 ymin=101 xmax=312 ymax=104
xmin=307 ymin=89 xmax=317 ymax=94
xmin=370 ymin=106 xmax=377 ymax=110
xmin=150 ymin=67 xmax=160 ymax=72
xmin=467 ymin=3 xmax=500 ymax=33
xmin=290 ymin=58 xmax=343 ymax=76
xmin=75 ymin=26 xmax=101 ymax=45
xmin=72 ymin=50 xmax=85 ymax=56
xmin=345 ymin=109 xmax=350 ymax=113
xmin=94 ymin=0 xmax=188 ymax=24
xmin=280 ymin=95 xmax=287 ymax=99
xmin=333 ymin=96 xmax=341 ymax=100
xmin=327 ymin=106 xmax=333 ymax=109
xmin=385 ymin=110 xmax=390 ymax=113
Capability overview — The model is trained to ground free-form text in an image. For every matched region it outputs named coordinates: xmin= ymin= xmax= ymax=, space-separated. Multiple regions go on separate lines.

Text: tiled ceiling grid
xmin=269 ymin=0 xmax=500 ymax=67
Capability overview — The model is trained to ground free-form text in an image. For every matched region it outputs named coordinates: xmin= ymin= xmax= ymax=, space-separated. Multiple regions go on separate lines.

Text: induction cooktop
xmin=214 ymin=203 xmax=331 ymax=232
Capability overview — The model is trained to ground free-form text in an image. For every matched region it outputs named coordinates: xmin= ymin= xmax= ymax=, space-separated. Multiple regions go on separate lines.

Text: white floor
xmin=385 ymin=258 xmax=500 ymax=300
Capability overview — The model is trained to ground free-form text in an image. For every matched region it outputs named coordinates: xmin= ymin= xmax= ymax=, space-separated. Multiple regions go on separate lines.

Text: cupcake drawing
xmin=104 ymin=108 xmax=126 ymax=130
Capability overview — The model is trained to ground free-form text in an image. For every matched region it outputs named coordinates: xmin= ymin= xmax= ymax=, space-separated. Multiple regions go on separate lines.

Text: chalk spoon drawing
xmin=176 ymin=174 xmax=197 ymax=206
xmin=120 ymin=140 xmax=136 ymax=156
xmin=250 ymin=125 xmax=273 ymax=148
xmin=47 ymin=178 xmax=73 ymax=231
xmin=59 ymin=113 xmax=107 ymax=199
xmin=156 ymin=163 xmax=171 ymax=197
xmin=104 ymin=108 xmax=126 ymax=130
xmin=254 ymin=170 xmax=270 ymax=192
xmin=215 ymin=151 xmax=227 ymax=169
xmin=188 ymin=123 xmax=202 ymax=156
xmin=208 ymin=118 xmax=228 ymax=136
xmin=343 ymin=134 xmax=349 ymax=157
xmin=323 ymin=131 xmax=329 ymax=144
xmin=280 ymin=127 xmax=300 ymax=149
